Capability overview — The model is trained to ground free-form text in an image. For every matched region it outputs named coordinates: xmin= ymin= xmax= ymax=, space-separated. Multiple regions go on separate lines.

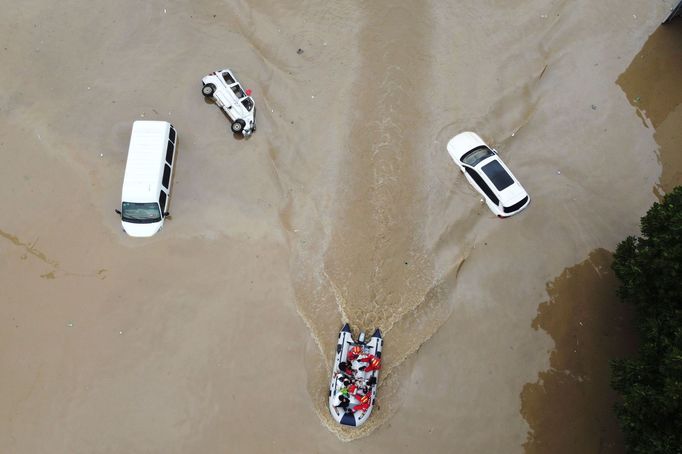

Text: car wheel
xmin=231 ymin=120 xmax=245 ymax=133
xmin=202 ymin=84 xmax=216 ymax=96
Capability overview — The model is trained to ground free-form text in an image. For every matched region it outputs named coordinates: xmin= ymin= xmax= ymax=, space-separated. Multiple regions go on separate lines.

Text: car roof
xmin=122 ymin=121 xmax=170 ymax=203
xmin=475 ymin=155 xmax=527 ymax=204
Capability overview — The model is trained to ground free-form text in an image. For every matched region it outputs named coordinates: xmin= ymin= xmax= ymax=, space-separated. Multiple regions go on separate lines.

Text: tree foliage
xmin=611 ymin=186 xmax=682 ymax=454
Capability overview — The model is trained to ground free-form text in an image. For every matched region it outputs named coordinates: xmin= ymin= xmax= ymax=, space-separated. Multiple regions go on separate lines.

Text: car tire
xmin=202 ymin=84 xmax=216 ymax=97
xmin=231 ymin=120 xmax=245 ymax=133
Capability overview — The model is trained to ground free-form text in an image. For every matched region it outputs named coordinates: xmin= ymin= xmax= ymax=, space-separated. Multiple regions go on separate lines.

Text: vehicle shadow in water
xmin=520 ymin=249 xmax=637 ymax=454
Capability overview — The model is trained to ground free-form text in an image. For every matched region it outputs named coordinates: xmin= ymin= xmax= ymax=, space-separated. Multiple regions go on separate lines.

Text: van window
xmin=169 ymin=127 xmax=176 ymax=144
xmin=232 ymin=85 xmax=245 ymax=98
xmin=465 ymin=168 xmax=499 ymax=205
xmin=222 ymin=72 xmax=236 ymax=85
xmin=159 ymin=191 xmax=167 ymax=212
xmin=162 ymin=164 xmax=171 ymax=188
xmin=166 ymin=141 xmax=174 ymax=165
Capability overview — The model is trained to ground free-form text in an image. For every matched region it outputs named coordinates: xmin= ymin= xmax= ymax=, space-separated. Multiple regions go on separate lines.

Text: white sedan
xmin=447 ymin=132 xmax=530 ymax=217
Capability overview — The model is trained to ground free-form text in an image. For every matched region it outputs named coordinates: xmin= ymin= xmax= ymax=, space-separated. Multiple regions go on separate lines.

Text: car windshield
xmin=481 ymin=160 xmax=514 ymax=191
xmin=121 ymin=202 xmax=161 ymax=223
xmin=241 ymin=97 xmax=253 ymax=111
xmin=461 ymin=146 xmax=494 ymax=167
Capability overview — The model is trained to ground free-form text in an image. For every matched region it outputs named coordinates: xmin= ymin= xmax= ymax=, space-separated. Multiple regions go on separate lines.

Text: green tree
xmin=611 ymin=186 xmax=682 ymax=454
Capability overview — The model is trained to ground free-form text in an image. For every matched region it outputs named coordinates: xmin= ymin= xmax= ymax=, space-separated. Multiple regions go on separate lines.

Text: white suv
xmin=201 ymin=69 xmax=256 ymax=136
xmin=447 ymin=132 xmax=530 ymax=218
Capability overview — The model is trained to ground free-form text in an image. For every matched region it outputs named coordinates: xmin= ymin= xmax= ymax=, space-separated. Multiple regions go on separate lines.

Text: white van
xmin=116 ymin=121 xmax=177 ymax=237
xmin=201 ymin=69 xmax=256 ymax=136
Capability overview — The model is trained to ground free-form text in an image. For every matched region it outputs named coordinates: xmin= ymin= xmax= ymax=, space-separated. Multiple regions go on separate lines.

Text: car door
xmin=213 ymin=83 xmax=233 ymax=114
xmin=212 ymin=72 xmax=236 ymax=114
xmin=216 ymin=83 xmax=246 ymax=120
xmin=229 ymin=84 xmax=248 ymax=118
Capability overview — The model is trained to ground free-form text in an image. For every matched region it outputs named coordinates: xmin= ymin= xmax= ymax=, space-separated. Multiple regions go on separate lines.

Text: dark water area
xmin=521 ymin=249 xmax=637 ymax=454
xmin=617 ymin=20 xmax=682 ymax=195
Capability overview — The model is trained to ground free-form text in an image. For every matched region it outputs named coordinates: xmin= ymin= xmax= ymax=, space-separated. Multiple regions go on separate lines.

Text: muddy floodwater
xmin=1 ymin=0 xmax=680 ymax=452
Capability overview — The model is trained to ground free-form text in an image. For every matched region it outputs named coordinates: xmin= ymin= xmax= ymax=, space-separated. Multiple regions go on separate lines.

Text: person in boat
xmin=338 ymin=361 xmax=353 ymax=375
xmin=332 ymin=393 xmax=350 ymax=411
xmin=352 ymin=392 xmax=371 ymax=413
xmin=346 ymin=380 xmax=367 ymax=395
xmin=352 ymin=376 xmax=376 ymax=395
xmin=356 ymin=353 xmax=382 ymax=373
xmin=351 ymin=364 xmax=366 ymax=381
xmin=335 ymin=374 xmax=353 ymax=397
xmin=347 ymin=345 xmax=364 ymax=361
xmin=350 ymin=355 xmax=370 ymax=376
xmin=335 ymin=373 xmax=352 ymax=389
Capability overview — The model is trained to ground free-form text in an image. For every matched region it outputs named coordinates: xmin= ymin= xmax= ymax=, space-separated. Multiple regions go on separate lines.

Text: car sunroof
xmin=482 ymin=160 xmax=514 ymax=191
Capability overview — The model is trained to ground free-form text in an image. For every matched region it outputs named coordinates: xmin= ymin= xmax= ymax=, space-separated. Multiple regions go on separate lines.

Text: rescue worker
xmin=346 ymin=381 xmax=361 ymax=395
xmin=357 ymin=353 xmax=381 ymax=373
xmin=347 ymin=345 xmax=364 ymax=361
xmin=352 ymin=392 xmax=371 ymax=413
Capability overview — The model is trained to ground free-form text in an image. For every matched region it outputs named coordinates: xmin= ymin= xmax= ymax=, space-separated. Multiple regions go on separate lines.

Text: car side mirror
xmin=163 ymin=212 xmax=170 ymax=218
xmin=115 ymin=209 xmax=121 ymax=215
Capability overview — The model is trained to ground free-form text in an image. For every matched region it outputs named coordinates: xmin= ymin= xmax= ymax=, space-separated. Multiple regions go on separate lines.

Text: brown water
xmin=617 ymin=18 xmax=682 ymax=196
xmin=0 ymin=0 xmax=679 ymax=452
xmin=521 ymin=249 xmax=637 ymax=454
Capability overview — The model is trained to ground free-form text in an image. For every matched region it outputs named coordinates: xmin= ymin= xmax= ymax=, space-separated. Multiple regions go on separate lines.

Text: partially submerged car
xmin=447 ymin=132 xmax=530 ymax=217
xmin=201 ymin=69 xmax=256 ymax=136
